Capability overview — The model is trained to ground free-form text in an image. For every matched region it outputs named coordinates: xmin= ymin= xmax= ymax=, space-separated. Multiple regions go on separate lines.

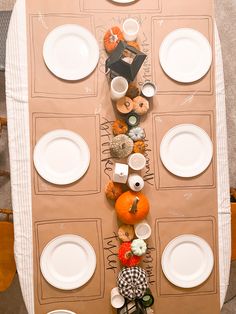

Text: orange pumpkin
xmin=126 ymin=41 xmax=140 ymax=51
xmin=115 ymin=191 xmax=149 ymax=225
xmin=104 ymin=26 xmax=124 ymax=53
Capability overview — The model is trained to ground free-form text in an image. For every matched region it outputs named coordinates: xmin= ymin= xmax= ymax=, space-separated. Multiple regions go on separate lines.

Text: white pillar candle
xmin=127 ymin=153 xmax=146 ymax=171
xmin=134 ymin=220 xmax=152 ymax=240
xmin=122 ymin=18 xmax=140 ymax=42
xmin=110 ymin=76 xmax=129 ymax=101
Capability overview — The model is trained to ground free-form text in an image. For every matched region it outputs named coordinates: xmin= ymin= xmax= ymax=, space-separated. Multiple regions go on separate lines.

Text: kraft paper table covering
xmin=32 ymin=113 xmax=101 ymax=195
xmin=25 ymin=0 xmax=220 ymax=313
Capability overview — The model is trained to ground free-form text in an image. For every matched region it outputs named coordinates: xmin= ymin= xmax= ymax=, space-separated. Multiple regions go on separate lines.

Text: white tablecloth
xmin=5 ymin=0 xmax=231 ymax=313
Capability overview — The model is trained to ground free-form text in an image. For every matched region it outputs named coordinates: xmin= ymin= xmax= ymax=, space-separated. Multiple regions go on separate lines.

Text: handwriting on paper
xmin=143 ymin=139 xmax=155 ymax=186
xmin=143 ymin=245 xmax=156 ymax=285
xmin=103 ymin=232 xmax=119 ymax=273
xmin=100 ymin=117 xmax=114 ymax=180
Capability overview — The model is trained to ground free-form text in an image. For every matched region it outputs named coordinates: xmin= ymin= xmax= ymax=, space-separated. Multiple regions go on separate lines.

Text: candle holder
xmin=106 ymin=41 xmax=147 ymax=82
xmin=126 ymin=112 xmax=140 ymax=127
xmin=117 ymin=299 xmax=147 ymax=314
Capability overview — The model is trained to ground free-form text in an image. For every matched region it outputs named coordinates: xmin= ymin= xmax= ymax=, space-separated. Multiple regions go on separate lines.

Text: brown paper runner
xmin=25 ymin=0 xmax=220 ymax=313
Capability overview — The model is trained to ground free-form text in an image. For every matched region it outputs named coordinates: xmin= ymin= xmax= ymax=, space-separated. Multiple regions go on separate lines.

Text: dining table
xmin=5 ymin=0 xmax=231 ymax=313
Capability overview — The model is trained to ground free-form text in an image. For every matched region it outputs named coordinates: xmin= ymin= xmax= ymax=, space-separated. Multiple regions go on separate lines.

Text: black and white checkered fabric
xmin=117 ymin=266 xmax=148 ymax=300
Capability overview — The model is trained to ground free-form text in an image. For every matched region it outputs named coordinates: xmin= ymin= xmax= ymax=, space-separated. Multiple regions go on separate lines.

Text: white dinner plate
xmin=40 ymin=234 xmax=96 ymax=290
xmin=111 ymin=0 xmax=136 ymax=3
xmin=47 ymin=310 xmax=76 ymax=314
xmin=160 ymin=124 xmax=213 ymax=177
xmin=159 ymin=28 xmax=212 ymax=83
xmin=43 ymin=24 xmax=99 ymax=80
xmin=33 ymin=129 xmax=90 ymax=185
xmin=161 ymin=234 xmax=214 ymax=288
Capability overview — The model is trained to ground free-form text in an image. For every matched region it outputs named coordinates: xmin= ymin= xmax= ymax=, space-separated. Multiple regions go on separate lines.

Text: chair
xmin=0 ymin=116 xmax=10 ymax=177
xmin=0 ymin=208 xmax=16 ymax=292
xmin=231 ymin=188 xmax=236 ymax=260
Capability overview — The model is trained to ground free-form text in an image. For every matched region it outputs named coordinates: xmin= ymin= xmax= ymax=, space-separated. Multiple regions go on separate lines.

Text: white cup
xmin=111 ymin=287 xmax=125 ymax=309
xmin=122 ymin=18 xmax=140 ymax=41
xmin=110 ymin=76 xmax=129 ymax=101
xmin=128 ymin=153 xmax=146 ymax=171
xmin=134 ymin=220 xmax=152 ymax=240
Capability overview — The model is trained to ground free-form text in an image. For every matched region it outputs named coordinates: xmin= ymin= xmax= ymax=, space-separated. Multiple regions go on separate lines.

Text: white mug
xmin=111 ymin=287 xmax=125 ymax=308
xmin=134 ymin=220 xmax=152 ymax=240
xmin=122 ymin=18 xmax=140 ymax=42
xmin=110 ymin=76 xmax=129 ymax=101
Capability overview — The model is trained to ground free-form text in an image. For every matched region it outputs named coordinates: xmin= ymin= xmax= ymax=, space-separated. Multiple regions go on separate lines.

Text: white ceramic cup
xmin=128 ymin=153 xmax=146 ymax=171
xmin=111 ymin=287 xmax=125 ymax=309
xmin=110 ymin=76 xmax=129 ymax=101
xmin=122 ymin=18 xmax=140 ymax=41
xmin=134 ymin=220 xmax=152 ymax=240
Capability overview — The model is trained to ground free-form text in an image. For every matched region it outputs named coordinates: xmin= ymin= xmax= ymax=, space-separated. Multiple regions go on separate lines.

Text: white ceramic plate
xmin=43 ymin=24 xmax=99 ymax=80
xmin=47 ymin=310 xmax=76 ymax=314
xmin=40 ymin=234 xmax=96 ymax=290
xmin=160 ymin=124 xmax=213 ymax=177
xmin=159 ymin=28 xmax=212 ymax=83
xmin=111 ymin=0 xmax=136 ymax=3
xmin=161 ymin=234 xmax=214 ymax=288
xmin=33 ymin=129 xmax=90 ymax=185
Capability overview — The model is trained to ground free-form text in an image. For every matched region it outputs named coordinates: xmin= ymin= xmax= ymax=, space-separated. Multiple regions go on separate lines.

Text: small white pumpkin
xmin=128 ymin=127 xmax=145 ymax=142
xmin=131 ymin=239 xmax=147 ymax=256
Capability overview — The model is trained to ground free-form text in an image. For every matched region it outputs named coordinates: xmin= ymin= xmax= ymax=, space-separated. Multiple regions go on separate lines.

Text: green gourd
xmin=131 ymin=238 xmax=147 ymax=256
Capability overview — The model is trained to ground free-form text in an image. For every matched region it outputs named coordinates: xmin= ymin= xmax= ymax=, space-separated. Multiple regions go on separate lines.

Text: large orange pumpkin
xmin=104 ymin=26 xmax=124 ymax=53
xmin=115 ymin=191 xmax=149 ymax=224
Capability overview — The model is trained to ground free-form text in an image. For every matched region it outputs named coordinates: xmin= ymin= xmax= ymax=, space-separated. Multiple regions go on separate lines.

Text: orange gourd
xmin=104 ymin=26 xmax=124 ymax=53
xmin=115 ymin=191 xmax=149 ymax=225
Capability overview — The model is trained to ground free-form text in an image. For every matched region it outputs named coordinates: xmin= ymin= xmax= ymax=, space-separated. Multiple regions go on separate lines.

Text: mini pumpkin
xmin=116 ymin=97 xmax=134 ymax=114
xmin=112 ymin=119 xmax=128 ymax=135
xmin=117 ymin=266 xmax=148 ymax=300
xmin=126 ymin=83 xmax=140 ymax=99
xmin=131 ymin=239 xmax=147 ymax=256
xmin=128 ymin=126 xmax=145 ymax=141
xmin=110 ymin=134 xmax=134 ymax=159
xmin=118 ymin=224 xmax=135 ymax=242
xmin=118 ymin=242 xmax=141 ymax=267
xmin=127 ymin=41 xmax=140 ymax=51
xmin=133 ymin=140 xmax=146 ymax=154
xmin=105 ymin=181 xmax=123 ymax=201
xmin=133 ymin=96 xmax=150 ymax=115
xmin=115 ymin=191 xmax=149 ymax=225
xmin=104 ymin=27 xmax=124 ymax=53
